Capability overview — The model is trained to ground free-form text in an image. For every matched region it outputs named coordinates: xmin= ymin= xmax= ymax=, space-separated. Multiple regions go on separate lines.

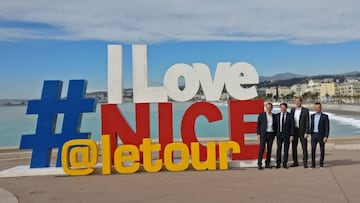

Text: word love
xmin=107 ymin=45 xmax=259 ymax=103
xmin=62 ymin=137 xmax=240 ymax=175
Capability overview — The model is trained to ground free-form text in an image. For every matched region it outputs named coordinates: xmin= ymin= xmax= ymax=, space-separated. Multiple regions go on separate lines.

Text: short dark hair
xmin=280 ymin=103 xmax=288 ymax=108
xmin=266 ymin=103 xmax=273 ymax=108
xmin=295 ymin=96 xmax=303 ymax=102
xmin=314 ymin=102 xmax=322 ymax=107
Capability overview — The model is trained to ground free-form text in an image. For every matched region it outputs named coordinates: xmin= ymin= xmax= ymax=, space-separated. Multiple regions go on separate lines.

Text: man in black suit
xmin=310 ymin=102 xmax=330 ymax=169
xmin=257 ymin=103 xmax=277 ymax=170
xmin=276 ymin=103 xmax=294 ymax=169
xmin=290 ymin=97 xmax=310 ymax=168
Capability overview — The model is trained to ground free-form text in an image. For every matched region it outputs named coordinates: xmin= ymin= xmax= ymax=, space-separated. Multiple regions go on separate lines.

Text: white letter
xmin=193 ymin=62 xmax=230 ymax=101
xmin=225 ymin=62 xmax=259 ymax=100
xmin=132 ymin=45 xmax=167 ymax=103
xmin=163 ymin=63 xmax=199 ymax=102
xmin=108 ymin=45 xmax=123 ymax=104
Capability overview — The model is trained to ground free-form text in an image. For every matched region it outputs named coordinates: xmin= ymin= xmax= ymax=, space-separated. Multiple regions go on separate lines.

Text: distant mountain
xmin=260 ymin=72 xmax=306 ymax=82
xmin=342 ymin=71 xmax=360 ymax=76
xmin=259 ymin=71 xmax=360 ymax=83
xmin=258 ymin=71 xmax=360 ymax=88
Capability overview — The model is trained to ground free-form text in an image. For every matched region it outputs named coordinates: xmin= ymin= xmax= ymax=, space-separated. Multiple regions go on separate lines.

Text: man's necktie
xmin=281 ymin=113 xmax=285 ymax=133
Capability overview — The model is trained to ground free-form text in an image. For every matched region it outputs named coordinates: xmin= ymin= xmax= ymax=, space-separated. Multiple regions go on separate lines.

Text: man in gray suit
xmin=290 ymin=97 xmax=310 ymax=168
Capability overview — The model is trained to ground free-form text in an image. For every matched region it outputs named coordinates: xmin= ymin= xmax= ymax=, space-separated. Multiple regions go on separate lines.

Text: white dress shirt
xmin=294 ymin=107 xmax=302 ymax=128
xmin=266 ymin=113 xmax=274 ymax=132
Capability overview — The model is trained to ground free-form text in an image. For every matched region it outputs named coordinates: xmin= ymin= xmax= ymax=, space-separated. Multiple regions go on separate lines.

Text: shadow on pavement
xmin=326 ymin=159 xmax=360 ymax=167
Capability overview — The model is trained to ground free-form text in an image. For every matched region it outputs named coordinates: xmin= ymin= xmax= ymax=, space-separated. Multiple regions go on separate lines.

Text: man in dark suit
xmin=290 ymin=96 xmax=310 ymax=168
xmin=257 ymin=103 xmax=277 ymax=170
xmin=310 ymin=102 xmax=330 ymax=169
xmin=276 ymin=103 xmax=294 ymax=169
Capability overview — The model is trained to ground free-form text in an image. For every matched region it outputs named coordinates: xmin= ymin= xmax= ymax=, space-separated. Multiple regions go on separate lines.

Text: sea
xmin=1 ymin=102 xmax=360 ymax=147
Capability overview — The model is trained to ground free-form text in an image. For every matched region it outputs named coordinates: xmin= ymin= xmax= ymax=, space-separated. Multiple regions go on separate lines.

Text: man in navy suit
xmin=276 ymin=103 xmax=294 ymax=169
xmin=310 ymin=102 xmax=330 ymax=169
xmin=257 ymin=103 xmax=277 ymax=170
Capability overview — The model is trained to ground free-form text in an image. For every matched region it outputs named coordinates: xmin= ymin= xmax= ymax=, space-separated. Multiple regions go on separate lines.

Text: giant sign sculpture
xmin=20 ymin=45 xmax=264 ymax=175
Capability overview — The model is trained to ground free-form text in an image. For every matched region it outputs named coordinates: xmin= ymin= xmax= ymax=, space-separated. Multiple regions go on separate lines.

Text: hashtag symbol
xmin=20 ymin=80 xmax=96 ymax=168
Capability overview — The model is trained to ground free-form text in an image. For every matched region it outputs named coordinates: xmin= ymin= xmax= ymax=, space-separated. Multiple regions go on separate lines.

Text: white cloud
xmin=1 ymin=0 xmax=360 ymax=44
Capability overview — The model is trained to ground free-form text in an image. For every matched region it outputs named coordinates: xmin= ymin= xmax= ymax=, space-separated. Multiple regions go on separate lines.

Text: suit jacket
xmin=310 ymin=113 xmax=330 ymax=138
xmin=291 ymin=107 xmax=310 ymax=135
xmin=276 ymin=112 xmax=294 ymax=138
xmin=257 ymin=112 xmax=277 ymax=137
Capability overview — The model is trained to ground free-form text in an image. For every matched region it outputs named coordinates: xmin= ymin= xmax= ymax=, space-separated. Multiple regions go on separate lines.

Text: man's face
xmin=280 ymin=105 xmax=287 ymax=113
xmin=265 ymin=104 xmax=272 ymax=113
xmin=295 ymin=98 xmax=302 ymax=108
xmin=314 ymin=104 xmax=321 ymax=113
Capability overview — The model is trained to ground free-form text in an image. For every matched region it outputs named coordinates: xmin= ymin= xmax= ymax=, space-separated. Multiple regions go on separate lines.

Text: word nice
xmin=107 ymin=44 xmax=259 ymax=103
xmin=62 ymin=137 xmax=240 ymax=175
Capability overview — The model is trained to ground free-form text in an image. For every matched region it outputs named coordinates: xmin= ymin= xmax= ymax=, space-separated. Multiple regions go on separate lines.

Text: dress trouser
xmin=258 ymin=132 xmax=275 ymax=166
xmin=311 ymin=133 xmax=325 ymax=167
xmin=276 ymin=134 xmax=290 ymax=166
xmin=292 ymin=127 xmax=308 ymax=165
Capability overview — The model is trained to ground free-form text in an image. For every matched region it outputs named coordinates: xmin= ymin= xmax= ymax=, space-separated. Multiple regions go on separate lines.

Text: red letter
xmin=229 ymin=100 xmax=263 ymax=160
xmin=181 ymin=102 xmax=222 ymax=161
xmin=158 ymin=103 xmax=174 ymax=160
xmin=101 ymin=103 xmax=150 ymax=163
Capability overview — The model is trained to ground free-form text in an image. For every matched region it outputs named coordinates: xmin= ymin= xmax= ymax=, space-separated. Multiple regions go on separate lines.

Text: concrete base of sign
xmin=0 ymin=164 xmax=103 ymax=178
xmin=0 ymin=165 xmax=65 ymax=178
xmin=0 ymin=158 xmax=275 ymax=178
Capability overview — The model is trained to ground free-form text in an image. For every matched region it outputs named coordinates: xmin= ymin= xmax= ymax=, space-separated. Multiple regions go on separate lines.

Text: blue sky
xmin=1 ymin=0 xmax=360 ymax=99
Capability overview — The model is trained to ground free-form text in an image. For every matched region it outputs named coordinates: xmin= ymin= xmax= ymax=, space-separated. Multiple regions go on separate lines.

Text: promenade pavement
xmin=1 ymin=140 xmax=360 ymax=203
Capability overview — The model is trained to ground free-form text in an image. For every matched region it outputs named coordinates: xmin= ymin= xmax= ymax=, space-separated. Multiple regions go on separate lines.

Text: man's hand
xmin=290 ymin=136 xmax=294 ymax=142
xmin=323 ymin=137 xmax=328 ymax=143
xmin=304 ymin=133 xmax=308 ymax=139
xmin=257 ymin=135 xmax=260 ymax=141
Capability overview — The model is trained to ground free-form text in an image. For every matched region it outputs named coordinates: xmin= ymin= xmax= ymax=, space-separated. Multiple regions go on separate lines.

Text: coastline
xmin=287 ymin=103 xmax=360 ymax=116
xmin=320 ymin=103 xmax=360 ymax=115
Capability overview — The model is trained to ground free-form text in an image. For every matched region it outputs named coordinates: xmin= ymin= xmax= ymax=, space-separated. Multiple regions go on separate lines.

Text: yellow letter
xmin=61 ymin=139 xmax=98 ymax=176
xmin=219 ymin=141 xmax=240 ymax=170
xmin=140 ymin=138 xmax=162 ymax=172
xmin=114 ymin=145 xmax=140 ymax=174
xmin=191 ymin=142 xmax=216 ymax=170
xmin=164 ymin=143 xmax=189 ymax=171
xmin=101 ymin=135 xmax=112 ymax=175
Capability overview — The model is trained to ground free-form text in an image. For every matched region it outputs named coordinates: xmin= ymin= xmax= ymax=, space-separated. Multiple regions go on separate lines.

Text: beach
xmin=300 ymin=103 xmax=360 ymax=115
xmin=322 ymin=104 xmax=360 ymax=116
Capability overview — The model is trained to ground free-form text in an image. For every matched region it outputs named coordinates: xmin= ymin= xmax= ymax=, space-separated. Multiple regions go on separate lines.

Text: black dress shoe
xmin=290 ymin=163 xmax=299 ymax=167
xmin=258 ymin=166 xmax=264 ymax=170
xmin=283 ymin=165 xmax=289 ymax=169
xmin=265 ymin=165 xmax=272 ymax=169
xmin=304 ymin=165 xmax=308 ymax=168
xmin=276 ymin=165 xmax=280 ymax=169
